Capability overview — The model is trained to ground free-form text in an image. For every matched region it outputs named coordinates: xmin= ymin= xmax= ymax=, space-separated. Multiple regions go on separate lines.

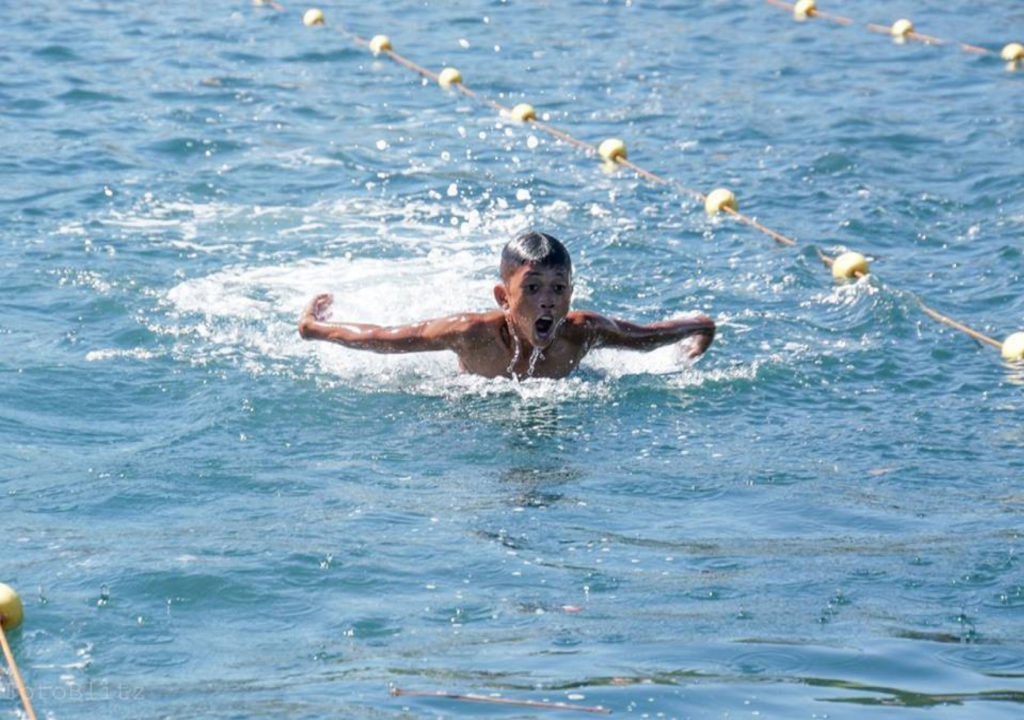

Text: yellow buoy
xmin=832 ymin=251 xmax=869 ymax=281
xmin=793 ymin=0 xmax=816 ymax=21
xmin=302 ymin=8 xmax=325 ymax=26
xmin=369 ymin=35 xmax=392 ymax=55
xmin=704 ymin=188 xmax=737 ymax=216
xmin=1001 ymin=332 xmax=1024 ymax=360
xmin=510 ymin=103 xmax=536 ymax=122
xmin=438 ymin=67 xmax=462 ymax=88
xmin=598 ymin=138 xmax=627 ymax=163
xmin=891 ymin=18 xmax=914 ymax=38
xmin=1001 ymin=42 xmax=1024 ymax=62
xmin=0 ymin=583 xmax=23 ymax=631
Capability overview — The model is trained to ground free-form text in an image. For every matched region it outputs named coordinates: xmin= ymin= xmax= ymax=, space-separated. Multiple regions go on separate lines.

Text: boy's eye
xmin=553 ymin=285 xmax=566 ymax=294
xmin=526 ymin=284 xmax=539 ymax=292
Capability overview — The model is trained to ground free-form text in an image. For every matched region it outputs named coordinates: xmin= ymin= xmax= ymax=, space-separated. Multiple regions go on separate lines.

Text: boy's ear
xmin=493 ymin=284 xmax=509 ymax=310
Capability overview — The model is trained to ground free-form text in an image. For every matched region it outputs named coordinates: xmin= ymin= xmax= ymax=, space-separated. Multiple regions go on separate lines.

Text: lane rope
xmin=261 ymin=5 xmax=1024 ymax=361
xmin=0 ymin=583 xmax=37 ymax=720
xmin=766 ymin=0 xmax=1024 ymax=68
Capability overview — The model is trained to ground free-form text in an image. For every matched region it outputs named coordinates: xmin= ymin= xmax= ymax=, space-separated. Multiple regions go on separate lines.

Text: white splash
xmin=102 ymin=194 xmax=756 ymax=399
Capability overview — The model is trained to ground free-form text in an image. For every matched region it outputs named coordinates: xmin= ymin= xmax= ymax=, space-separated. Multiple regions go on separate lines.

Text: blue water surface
xmin=2 ymin=1 xmax=1023 ymax=718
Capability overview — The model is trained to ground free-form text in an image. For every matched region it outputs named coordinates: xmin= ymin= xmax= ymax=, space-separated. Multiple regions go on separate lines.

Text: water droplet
xmin=526 ymin=345 xmax=543 ymax=376
xmin=505 ymin=324 xmax=522 ymax=377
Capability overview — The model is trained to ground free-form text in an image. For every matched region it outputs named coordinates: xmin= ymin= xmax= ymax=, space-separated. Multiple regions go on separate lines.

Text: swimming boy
xmin=298 ymin=231 xmax=715 ymax=379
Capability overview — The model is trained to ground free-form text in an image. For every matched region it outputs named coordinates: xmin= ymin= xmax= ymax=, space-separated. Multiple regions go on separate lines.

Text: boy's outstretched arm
xmin=298 ymin=293 xmax=472 ymax=353
xmin=580 ymin=311 xmax=716 ymax=359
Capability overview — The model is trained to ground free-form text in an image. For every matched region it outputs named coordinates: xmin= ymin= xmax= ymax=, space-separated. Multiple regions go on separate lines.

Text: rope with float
xmin=0 ymin=583 xmax=37 ymax=720
xmin=264 ymin=4 xmax=1024 ymax=361
xmin=765 ymin=0 xmax=1024 ymax=69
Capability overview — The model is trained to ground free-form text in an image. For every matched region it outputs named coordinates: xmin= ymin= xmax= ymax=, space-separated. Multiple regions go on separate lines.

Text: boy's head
xmin=495 ymin=232 xmax=573 ymax=349
xmin=499 ymin=231 xmax=572 ymax=284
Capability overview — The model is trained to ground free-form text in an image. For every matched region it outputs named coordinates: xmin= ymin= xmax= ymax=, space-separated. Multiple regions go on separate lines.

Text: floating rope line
xmin=918 ymin=302 xmax=1003 ymax=350
xmin=765 ymin=0 xmax=1024 ymax=67
xmin=0 ymin=628 xmax=37 ymax=720
xmin=306 ymin=12 xmax=802 ymax=249
xmin=392 ymin=688 xmax=612 ymax=715
xmin=273 ymin=6 xmax=1024 ymax=361
xmin=0 ymin=584 xmax=37 ymax=720
xmin=811 ymin=249 xmax=1005 ymax=348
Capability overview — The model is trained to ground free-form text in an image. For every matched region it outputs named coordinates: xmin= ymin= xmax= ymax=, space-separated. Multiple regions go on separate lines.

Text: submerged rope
xmin=392 ymin=688 xmax=612 ymax=715
xmin=263 ymin=5 xmax=1024 ymax=361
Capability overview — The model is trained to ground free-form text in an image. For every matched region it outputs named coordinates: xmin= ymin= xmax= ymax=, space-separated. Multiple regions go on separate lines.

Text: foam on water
xmin=84 ymin=188 xmax=599 ymax=262
xmin=111 ymin=193 xmax=767 ymax=400
xmin=84 ymin=348 xmax=157 ymax=363
xmin=159 ymin=248 xmax=733 ymax=398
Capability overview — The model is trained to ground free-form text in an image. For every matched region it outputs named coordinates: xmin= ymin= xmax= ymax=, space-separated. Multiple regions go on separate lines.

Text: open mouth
xmin=534 ymin=317 xmax=554 ymax=336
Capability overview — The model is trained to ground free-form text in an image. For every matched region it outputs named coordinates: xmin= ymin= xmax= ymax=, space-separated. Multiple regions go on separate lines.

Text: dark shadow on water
xmin=537 ymin=671 xmax=1024 ymax=709
xmin=808 ymin=678 xmax=1024 ymax=708
xmin=500 ymin=402 xmax=566 ymax=446
xmin=498 ymin=464 xmax=583 ymax=509
xmin=438 ymin=390 xmax=593 ymax=450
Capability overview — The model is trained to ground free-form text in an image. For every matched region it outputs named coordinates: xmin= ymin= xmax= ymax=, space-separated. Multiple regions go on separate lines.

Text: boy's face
xmin=494 ymin=262 xmax=573 ymax=349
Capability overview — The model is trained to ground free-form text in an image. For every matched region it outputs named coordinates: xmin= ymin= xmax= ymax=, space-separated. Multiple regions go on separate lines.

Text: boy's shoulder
xmin=565 ymin=309 xmax=604 ymax=323
xmin=447 ymin=310 xmax=505 ymax=343
xmin=563 ymin=309 xmax=613 ymax=332
xmin=456 ymin=310 xmax=504 ymax=329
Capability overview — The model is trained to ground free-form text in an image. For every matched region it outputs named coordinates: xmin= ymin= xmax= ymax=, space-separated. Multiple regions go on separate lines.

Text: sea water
xmin=2 ymin=1 xmax=1023 ymax=718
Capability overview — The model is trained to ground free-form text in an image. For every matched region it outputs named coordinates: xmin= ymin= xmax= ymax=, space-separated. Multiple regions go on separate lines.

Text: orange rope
xmin=918 ymin=301 xmax=1002 ymax=349
xmin=813 ymin=249 xmax=999 ymax=346
xmin=528 ymin=118 xmax=596 ymax=153
xmin=0 ymin=623 xmax=37 ymax=720
xmin=765 ymin=0 xmax=854 ymax=25
xmin=767 ymin=0 xmax=998 ymax=57
xmin=617 ymin=158 xmax=708 ymax=203
xmin=616 ymin=157 xmax=670 ymax=186
xmin=344 ymin=35 xmax=804 ymax=251
xmin=383 ymin=50 xmax=440 ymax=82
xmin=809 ymin=9 xmax=853 ymax=26
xmin=721 ymin=205 xmax=798 ymax=247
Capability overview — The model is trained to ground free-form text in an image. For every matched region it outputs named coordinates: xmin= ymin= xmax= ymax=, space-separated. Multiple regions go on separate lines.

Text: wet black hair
xmin=499 ymin=231 xmax=572 ymax=283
